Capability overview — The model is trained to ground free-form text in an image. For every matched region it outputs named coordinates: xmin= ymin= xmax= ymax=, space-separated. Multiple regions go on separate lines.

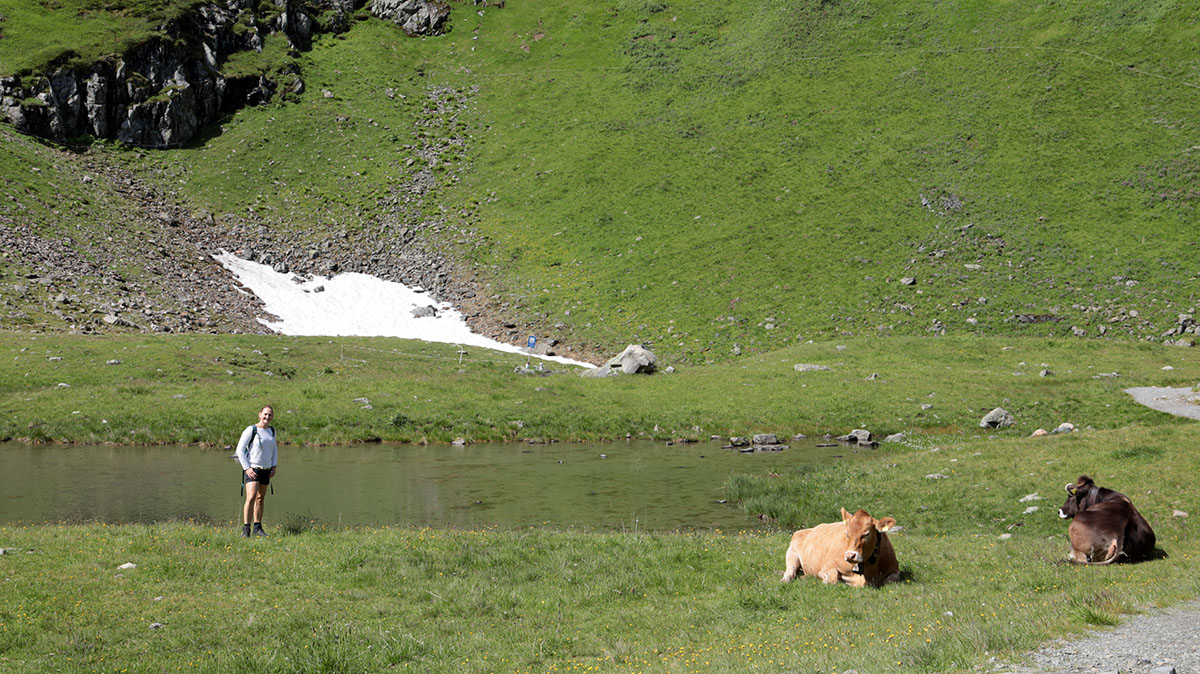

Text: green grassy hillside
xmin=3 ymin=0 xmax=1200 ymax=363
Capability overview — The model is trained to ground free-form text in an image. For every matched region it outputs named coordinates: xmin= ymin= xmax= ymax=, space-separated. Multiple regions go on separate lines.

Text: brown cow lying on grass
xmin=1058 ymin=475 xmax=1156 ymax=564
xmin=781 ymin=508 xmax=899 ymax=587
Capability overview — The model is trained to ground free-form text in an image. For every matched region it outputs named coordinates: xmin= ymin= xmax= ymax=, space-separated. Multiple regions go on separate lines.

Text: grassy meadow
xmin=3 ymin=0 xmax=1200 ymax=671
xmin=2 ymin=332 xmax=1198 ymax=445
xmin=2 ymin=424 xmax=1198 ymax=673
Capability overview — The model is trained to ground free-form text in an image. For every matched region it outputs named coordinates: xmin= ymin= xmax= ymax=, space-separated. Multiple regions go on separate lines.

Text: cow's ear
xmin=841 ymin=507 xmax=852 ymax=522
xmin=876 ymin=517 xmax=896 ymax=533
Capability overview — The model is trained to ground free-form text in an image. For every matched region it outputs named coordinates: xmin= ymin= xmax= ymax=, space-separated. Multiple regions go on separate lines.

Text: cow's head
xmin=1058 ymin=475 xmax=1097 ymax=519
xmin=840 ymin=507 xmax=896 ymax=568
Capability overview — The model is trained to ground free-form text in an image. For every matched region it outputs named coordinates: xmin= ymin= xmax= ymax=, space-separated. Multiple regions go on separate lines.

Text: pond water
xmin=0 ymin=439 xmax=862 ymax=531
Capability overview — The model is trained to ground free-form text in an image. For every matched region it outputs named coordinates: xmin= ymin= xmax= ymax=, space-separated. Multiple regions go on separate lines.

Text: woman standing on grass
xmin=235 ymin=405 xmax=277 ymax=538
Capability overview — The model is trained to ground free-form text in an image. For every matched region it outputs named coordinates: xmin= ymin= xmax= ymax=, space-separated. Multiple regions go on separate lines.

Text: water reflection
xmin=0 ymin=440 xmax=858 ymax=530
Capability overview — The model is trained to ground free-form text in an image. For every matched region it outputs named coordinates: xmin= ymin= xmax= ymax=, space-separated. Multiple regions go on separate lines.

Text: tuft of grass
xmin=1068 ymin=592 xmax=1126 ymax=626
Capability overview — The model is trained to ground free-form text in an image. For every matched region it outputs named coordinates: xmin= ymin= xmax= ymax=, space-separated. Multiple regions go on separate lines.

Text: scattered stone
xmin=1023 ymin=506 xmax=1039 ymax=514
xmin=1031 ymin=428 xmax=1048 ymax=437
xmin=752 ymin=433 xmax=780 ymax=446
xmin=1019 ymin=493 xmax=1043 ymax=502
xmin=791 ymin=433 xmax=808 ymax=440
xmin=900 ymin=277 xmax=916 ymax=285
xmin=451 ymin=438 xmax=466 ymax=446
xmin=794 ymin=363 xmax=831 ymax=372
xmin=836 ymin=429 xmax=872 ymax=444
xmin=410 ymin=305 xmax=438 ymax=318
xmin=884 ymin=432 xmax=907 ymax=443
xmin=998 ymin=533 xmax=1013 ymax=540
xmin=925 ymin=473 xmax=949 ymax=479
xmin=1149 ymin=667 xmax=1176 ymax=674
xmin=56 ymin=382 xmax=71 ymax=388
xmin=1174 ymin=510 xmax=1188 ymax=518
xmin=1040 ymin=369 xmax=1053 ymax=377
xmin=149 ymin=622 xmax=164 ymax=629
xmin=1051 ymin=422 xmax=1075 ymax=434
xmin=865 ymin=372 xmax=879 ymax=380
xmin=106 ymin=359 xmax=121 ymax=365
xmin=727 ymin=436 xmax=749 ymax=447
xmin=980 ymin=407 xmax=1014 ymax=429
xmin=118 ymin=562 xmax=136 ymax=570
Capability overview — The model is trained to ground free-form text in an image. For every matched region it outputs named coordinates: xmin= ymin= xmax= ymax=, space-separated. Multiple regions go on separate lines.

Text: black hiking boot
xmin=241 ymin=524 xmax=251 ymax=538
xmin=252 ymin=523 xmax=268 ymax=537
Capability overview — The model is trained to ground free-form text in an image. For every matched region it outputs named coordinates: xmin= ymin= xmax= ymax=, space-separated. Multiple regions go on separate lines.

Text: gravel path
xmin=1125 ymin=387 xmax=1200 ymax=421
xmin=992 ymin=390 xmax=1200 ymax=674
xmin=997 ymin=600 xmax=1200 ymax=674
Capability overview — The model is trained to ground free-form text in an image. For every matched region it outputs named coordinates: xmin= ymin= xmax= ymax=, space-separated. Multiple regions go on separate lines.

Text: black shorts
xmin=244 ymin=467 xmax=272 ymax=486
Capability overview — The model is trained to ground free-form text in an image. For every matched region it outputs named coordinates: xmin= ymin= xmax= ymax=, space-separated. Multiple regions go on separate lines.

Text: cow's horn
xmin=1065 ymin=482 xmax=1076 ymax=495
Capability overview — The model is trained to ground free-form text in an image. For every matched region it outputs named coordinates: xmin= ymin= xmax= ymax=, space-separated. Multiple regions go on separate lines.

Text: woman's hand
xmin=245 ymin=468 xmax=255 ymax=479
xmin=269 ymin=467 xmax=277 ymax=478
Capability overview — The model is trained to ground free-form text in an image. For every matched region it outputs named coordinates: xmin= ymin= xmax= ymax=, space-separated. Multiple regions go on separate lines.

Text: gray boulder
xmin=607 ymin=344 xmax=657 ymax=375
xmin=836 ymin=429 xmax=872 ymax=444
xmin=752 ymin=433 xmax=780 ymax=446
xmin=979 ymin=407 xmax=1014 ymax=429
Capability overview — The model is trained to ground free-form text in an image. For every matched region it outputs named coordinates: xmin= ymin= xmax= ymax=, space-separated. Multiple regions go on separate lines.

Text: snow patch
xmin=216 ymin=251 xmax=593 ymax=368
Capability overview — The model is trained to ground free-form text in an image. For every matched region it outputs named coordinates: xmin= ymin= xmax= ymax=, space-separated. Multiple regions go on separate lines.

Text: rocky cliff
xmin=0 ymin=0 xmax=451 ymax=148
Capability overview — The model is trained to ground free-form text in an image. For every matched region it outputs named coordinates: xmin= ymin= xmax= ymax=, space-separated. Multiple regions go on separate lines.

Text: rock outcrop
xmin=369 ymin=0 xmax=451 ymax=35
xmin=0 ymin=0 xmax=453 ymax=147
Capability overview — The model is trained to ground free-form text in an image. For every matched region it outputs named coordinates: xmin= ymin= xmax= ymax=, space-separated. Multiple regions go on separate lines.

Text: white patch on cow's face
xmin=845 ymin=550 xmax=862 ymax=563
xmin=1058 ymin=508 xmax=1068 ymax=519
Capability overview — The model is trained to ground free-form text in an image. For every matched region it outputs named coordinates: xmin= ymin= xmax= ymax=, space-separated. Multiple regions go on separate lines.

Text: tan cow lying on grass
xmin=781 ymin=508 xmax=900 ymax=587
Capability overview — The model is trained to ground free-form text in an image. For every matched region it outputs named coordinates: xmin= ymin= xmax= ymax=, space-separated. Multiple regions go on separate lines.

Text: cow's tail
xmin=1083 ymin=538 xmax=1124 ymax=565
